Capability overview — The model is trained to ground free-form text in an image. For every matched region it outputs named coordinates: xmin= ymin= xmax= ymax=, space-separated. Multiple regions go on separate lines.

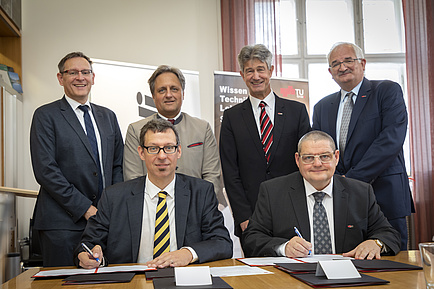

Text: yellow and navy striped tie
xmin=153 ymin=191 xmax=170 ymax=258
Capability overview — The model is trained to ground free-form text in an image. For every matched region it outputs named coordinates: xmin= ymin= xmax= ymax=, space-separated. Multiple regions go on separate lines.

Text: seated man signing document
xmin=75 ymin=119 xmax=232 ymax=268
xmin=243 ymin=131 xmax=400 ymax=259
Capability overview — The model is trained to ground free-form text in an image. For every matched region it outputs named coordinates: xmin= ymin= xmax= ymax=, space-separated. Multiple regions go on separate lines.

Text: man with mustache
xmin=312 ymin=42 xmax=414 ymax=250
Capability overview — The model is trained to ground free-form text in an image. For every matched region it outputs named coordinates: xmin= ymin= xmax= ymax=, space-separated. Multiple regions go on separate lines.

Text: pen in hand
xmin=294 ymin=227 xmax=311 ymax=255
xmin=81 ymin=243 xmax=100 ymax=262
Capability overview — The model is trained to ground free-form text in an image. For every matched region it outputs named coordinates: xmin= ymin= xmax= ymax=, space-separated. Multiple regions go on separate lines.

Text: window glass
xmin=306 ymin=0 xmax=354 ymax=55
xmin=279 ymin=0 xmax=298 ymax=55
xmin=363 ymin=0 xmax=405 ymax=53
xmin=307 ymin=63 xmax=340 ymax=116
xmin=281 ymin=63 xmax=300 ymax=79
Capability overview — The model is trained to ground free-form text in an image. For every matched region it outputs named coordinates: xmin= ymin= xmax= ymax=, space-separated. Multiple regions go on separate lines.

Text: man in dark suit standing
xmin=220 ymin=44 xmax=311 ymax=240
xmin=30 ymin=52 xmax=124 ymax=266
xmin=76 ymin=119 xmax=232 ymax=269
xmin=312 ymin=42 xmax=414 ymax=250
xmin=243 ymin=131 xmax=400 ymax=259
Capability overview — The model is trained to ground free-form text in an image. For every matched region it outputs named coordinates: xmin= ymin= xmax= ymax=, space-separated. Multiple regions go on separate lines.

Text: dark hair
xmin=139 ymin=118 xmax=180 ymax=147
xmin=58 ymin=52 xmax=93 ymax=73
xmin=298 ymin=130 xmax=336 ymax=153
xmin=148 ymin=65 xmax=185 ymax=95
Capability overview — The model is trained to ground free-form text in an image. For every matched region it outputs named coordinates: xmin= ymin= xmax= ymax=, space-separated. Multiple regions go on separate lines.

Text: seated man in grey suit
xmin=243 ymin=130 xmax=400 ymax=260
xmin=76 ymin=119 xmax=232 ymax=269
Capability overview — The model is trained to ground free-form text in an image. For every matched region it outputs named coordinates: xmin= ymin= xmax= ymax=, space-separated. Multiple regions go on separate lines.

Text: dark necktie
xmin=313 ymin=191 xmax=332 ymax=254
xmin=78 ymin=105 xmax=103 ymax=199
xmin=259 ymin=101 xmax=273 ymax=163
xmin=153 ymin=191 xmax=170 ymax=259
xmin=168 ymin=119 xmax=175 ymax=124
xmin=339 ymin=92 xmax=354 ymax=154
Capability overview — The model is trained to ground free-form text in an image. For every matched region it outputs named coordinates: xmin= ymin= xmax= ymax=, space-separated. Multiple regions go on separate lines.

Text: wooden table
xmin=1 ymin=251 xmax=426 ymax=289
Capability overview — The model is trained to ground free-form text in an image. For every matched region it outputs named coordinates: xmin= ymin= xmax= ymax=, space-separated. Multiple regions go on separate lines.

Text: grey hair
xmin=238 ymin=44 xmax=273 ymax=72
xmin=327 ymin=42 xmax=364 ymax=64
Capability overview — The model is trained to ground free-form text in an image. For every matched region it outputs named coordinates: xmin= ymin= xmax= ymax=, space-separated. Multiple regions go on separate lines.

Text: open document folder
xmin=32 ymin=265 xmax=155 ymax=278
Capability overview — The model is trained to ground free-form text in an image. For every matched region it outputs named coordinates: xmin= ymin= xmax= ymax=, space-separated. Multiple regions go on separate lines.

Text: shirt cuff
xmin=181 ymin=247 xmax=198 ymax=263
xmin=277 ymin=241 xmax=290 ymax=257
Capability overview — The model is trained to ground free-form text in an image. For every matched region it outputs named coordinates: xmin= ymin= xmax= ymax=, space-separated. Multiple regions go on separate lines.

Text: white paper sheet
xmin=210 ymin=265 xmax=273 ymax=277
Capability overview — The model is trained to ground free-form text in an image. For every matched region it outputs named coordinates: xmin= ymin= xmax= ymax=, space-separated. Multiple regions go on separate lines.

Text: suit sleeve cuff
xmin=181 ymin=247 xmax=198 ymax=263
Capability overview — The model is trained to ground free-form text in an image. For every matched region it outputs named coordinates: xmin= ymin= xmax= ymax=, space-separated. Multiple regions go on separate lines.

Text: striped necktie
xmin=153 ymin=191 xmax=170 ymax=258
xmin=259 ymin=101 xmax=273 ymax=163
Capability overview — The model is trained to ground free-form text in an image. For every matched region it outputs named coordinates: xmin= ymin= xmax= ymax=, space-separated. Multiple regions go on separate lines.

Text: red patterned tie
xmin=168 ymin=119 xmax=175 ymax=124
xmin=259 ymin=101 xmax=273 ymax=163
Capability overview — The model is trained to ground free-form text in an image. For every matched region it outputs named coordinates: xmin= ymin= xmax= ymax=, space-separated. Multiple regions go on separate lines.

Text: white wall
xmin=18 ymin=0 xmax=222 ymax=239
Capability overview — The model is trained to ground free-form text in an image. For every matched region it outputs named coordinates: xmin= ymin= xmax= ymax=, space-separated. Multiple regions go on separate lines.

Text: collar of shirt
xmin=250 ymin=90 xmax=275 ymax=134
xmin=249 ymin=90 xmax=275 ymax=113
xmin=145 ymin=174 xmax=176 ymax=200
xmin=340 ymin=79 xmax=364 ymax=104
xmin=303 ymin=177 xmax=333 ymax=199
xmin=65 ymin=95 xmax=91 ymax=111
xmin=158 ymin=112 xmax=182 ymax=123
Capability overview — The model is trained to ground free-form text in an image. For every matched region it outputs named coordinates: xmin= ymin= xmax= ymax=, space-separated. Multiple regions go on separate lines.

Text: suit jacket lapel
xmin=59 ymin=97 xmax=94 ymax=159
xmin=268 ymin=94 xmax=284 ymax=165
xmin=127 ymin=177 xmax=146 ymax=261
xmin=328 ymin=92 xmax=341 ymax=142
xmin=241 ymin=99 xmax=267 ymax=162
xmin=332 ymin=177 xmax=349 ymax=253
xmin=347 ymin=78 xmax=370 ymax=143
xmin=174 ymin=175 xmax=191 ymax=247
xmin=91 ymin=103 xmax=106 ymax=168
xmin=289 ymin=173 xmax=311 ymax=241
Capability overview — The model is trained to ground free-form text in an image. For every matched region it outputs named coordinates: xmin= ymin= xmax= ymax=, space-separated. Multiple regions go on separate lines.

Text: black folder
xmin=153 ymin=276 xmax=232 ymax=289
xmin=62 ymin=272 xmax=135 ymax=285
xmin=292 ymin=273 xmax=389 ymax=287
xmin=145 ymin=267 xmax=175 ymax=280
xmin=351 ymin=259 xmax=422 ymax=272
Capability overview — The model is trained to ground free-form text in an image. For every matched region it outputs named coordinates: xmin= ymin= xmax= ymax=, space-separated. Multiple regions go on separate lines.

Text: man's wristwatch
xmin=373 ymin=239 xmax=384 ymax=250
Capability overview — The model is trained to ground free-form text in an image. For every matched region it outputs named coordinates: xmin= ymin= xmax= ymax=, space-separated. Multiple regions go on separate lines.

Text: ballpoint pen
xmin=294 ymin=226 xmax=311 ymax=255
xmin=81 ymin=243 xmax=100 ymax=262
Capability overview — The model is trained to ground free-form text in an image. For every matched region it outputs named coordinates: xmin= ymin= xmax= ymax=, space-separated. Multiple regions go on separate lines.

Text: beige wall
xmin=18 ymin=0 xmax=222 ymax=238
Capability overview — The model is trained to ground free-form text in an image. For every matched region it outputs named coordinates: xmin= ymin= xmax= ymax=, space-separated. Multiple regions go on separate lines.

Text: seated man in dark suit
xmin=243 ymin=130 xmax=400 ymax=260
xmin=76 ymin=119 xmax=232 ymax=269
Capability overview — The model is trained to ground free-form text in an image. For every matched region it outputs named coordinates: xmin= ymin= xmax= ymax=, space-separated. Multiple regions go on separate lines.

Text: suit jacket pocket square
xmin=187 ymin=142 xmax=203 ymax=148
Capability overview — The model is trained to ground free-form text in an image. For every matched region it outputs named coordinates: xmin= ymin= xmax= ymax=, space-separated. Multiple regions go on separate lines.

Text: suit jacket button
xmin=93 ymin=172 xmax=98 ymax=176
xmin=91 ymin=195 xmax=97 ymax=200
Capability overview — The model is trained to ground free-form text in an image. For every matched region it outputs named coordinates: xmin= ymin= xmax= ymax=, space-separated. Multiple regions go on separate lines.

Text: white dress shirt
xmin=65 ymin=95 xmax=105 ymax=188
xmin=335 ymin=79 xmax=363 ymax=149
xmin=249 ymin=90 xmax=276 ymax=136
xmin=277 ymin=178 xmax=336 ymax=256
xmin=137 ymin=175 xmax=198 ymax=263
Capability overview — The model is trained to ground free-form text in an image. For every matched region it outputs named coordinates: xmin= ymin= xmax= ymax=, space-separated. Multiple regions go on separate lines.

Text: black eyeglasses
xmin=329 ymin=58 xmax=361 ymax=69
xmin=142 ymin=145 xmax=178 ymax=154
xmin=61 ymin=69 xmax=93 ymax=76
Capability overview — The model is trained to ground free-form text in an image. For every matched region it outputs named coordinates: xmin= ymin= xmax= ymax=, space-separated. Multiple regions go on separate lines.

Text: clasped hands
xmin=285 ymin=237 xmax=381 ymax=260
xmin=78 ymin=245 xmax=193 ymax=269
